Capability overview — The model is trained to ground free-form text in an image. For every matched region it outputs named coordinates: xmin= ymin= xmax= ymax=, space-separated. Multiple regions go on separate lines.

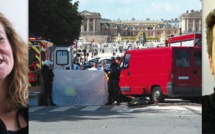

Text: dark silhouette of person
xmin=106 ymin=57 xmax=121 ymax=105
xmin=42 ymin=60 xmax=55 ymax=106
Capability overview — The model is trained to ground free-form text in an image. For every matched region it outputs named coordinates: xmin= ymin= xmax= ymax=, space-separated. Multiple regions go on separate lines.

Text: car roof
xmin=98 ymin=56 xmax=113 ymax=61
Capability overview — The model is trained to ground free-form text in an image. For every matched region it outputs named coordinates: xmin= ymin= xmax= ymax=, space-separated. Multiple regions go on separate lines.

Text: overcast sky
xmin=0 ymin=1 xmax=28 ymax=43
xmin=76 ymin=0 xmax=202 ymax=21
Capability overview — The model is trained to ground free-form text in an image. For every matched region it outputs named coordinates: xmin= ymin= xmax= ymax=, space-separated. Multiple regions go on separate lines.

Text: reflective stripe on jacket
xmin=28 ymin=64 xmax=38 ymax=82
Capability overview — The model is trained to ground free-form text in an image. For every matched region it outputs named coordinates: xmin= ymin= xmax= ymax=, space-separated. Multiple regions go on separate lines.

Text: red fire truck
xmin=119 ymin=46 xmax=201 ymax=102
xmin=28 ymin=37 xmax=53 ymax=68
xmin=166 ymin=33 xmax=202 ymax=47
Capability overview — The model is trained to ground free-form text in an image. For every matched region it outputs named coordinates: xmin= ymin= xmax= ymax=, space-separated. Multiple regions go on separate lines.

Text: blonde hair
xmin=0 ymin=12 xmax=28 ymax=111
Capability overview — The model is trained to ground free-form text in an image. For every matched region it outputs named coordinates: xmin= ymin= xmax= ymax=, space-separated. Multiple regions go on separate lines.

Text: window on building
xmin=167 ymin=30 xmax=171 ymax=34
xmin=196 ymin=26 xmax=199 ymax=32
xmin=84 ymin=19 xmax=87 ymax=23
xmin=90 ymin=26 xmax=93 ymax=31
xmin=121 ymin=31 xmax=124 ymax=36
xmin=157 ymin=31 xmax=160 ymax=35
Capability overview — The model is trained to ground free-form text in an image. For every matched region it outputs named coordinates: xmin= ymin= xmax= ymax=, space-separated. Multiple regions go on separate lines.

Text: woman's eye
xmin=0 ymin=37 xmax=4 ymax=41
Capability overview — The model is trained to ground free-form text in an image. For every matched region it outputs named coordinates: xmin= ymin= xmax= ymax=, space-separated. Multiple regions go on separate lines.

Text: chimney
xmin=186 ymin=10 xmax=189 ymax=13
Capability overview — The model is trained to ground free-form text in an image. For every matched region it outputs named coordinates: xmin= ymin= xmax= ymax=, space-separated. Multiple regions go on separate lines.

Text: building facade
xmin=80 ymin=10 xmax=201 ymax=43
xmin=179 ymin=10 xmax=202 ymax=34
xmin=80 ymin=10 xmax=101 ymax=35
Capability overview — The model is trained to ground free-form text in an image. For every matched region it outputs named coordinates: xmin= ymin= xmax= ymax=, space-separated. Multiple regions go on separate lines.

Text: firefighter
xmin=29 ymin=58 xmax=40 ymax=86
xmin=42 ymin=60 xmax=55 ymax=106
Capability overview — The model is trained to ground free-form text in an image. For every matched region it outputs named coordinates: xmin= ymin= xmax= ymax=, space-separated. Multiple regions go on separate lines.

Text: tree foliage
xmin=29 ymin=0 xmax=82 ymax=46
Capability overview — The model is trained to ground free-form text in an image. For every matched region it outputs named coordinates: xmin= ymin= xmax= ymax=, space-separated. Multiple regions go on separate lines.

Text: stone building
xmin=80 ymin=10 xmax=101 ymax=35
xmin=79 ymin=10 xmax=201 ymax=43
xmin=179 ymin=10 xmax=202 ymax=34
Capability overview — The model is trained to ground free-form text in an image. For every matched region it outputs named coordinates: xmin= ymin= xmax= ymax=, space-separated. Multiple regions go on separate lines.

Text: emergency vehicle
xmin=119 ymin=46 xmax=201 ymax=102
xmin=166 ymin=33 xmax=202 ymax=47
xmin=29 ymin=37 xmax=74 ymax=71
xmin=28 ymin=37 xmax=53 ymax=69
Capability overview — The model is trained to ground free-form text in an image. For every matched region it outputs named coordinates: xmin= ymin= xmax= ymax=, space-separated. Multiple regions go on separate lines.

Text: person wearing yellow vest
xmin=29 ymin=58 xmax=39 ymax=86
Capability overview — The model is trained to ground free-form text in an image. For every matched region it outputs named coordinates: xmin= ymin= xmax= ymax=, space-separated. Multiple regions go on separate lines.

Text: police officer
xmin=106 ymin=57 xmax=121 ymax=105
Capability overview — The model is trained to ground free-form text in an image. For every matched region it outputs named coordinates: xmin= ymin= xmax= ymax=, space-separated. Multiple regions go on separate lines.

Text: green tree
xmin=142 ymin=32 xmax=146 ymax=45
xmin=29 ymin=0 xmax=82 ymax=46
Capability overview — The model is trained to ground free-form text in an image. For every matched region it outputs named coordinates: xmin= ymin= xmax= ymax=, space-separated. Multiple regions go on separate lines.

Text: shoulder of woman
xmin=0 ymin=119 xmax=7 ymax=134
xmin=18 ymin=108 xmax=28 ymax=122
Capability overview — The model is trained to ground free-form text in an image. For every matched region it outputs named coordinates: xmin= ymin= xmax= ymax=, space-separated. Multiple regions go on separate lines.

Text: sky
xmin=0 ymin=1 xmax=28 ymax=43
xmin=76 ymin=0 xmax=202 ymax=21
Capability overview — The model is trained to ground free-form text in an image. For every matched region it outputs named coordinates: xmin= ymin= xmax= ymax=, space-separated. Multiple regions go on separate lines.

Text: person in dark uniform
xmin=202 ymin=8 xmax=215 ymax=133
xmin=42 ymin=60 xmax=55 ymax=106
xmin=105 ymin=57 xmax=121 ymax=105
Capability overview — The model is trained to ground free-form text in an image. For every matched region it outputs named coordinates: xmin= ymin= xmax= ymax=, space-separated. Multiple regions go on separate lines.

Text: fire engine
xmin=28 ymin=37 xmax=53 ymax=68
xmin=166 ymin=33 xmax=202 ymax=47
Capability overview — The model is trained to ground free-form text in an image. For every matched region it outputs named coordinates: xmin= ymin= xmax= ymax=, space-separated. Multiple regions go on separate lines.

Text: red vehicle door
xmin=172 ymin=47 xmax=201 ymax=96
xmin=192 ymin=48 xmax=202 ymax=94
xmin=119 ymin=53 xmax=132 ymax=94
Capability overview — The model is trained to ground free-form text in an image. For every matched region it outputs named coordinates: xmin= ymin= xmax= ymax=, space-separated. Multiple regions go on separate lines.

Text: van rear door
xmin=172 ymin=47 xmax=194 ymax=96
xmin=119 ymin=53 xmax=131 ymax=94
xmin=192 ymin=48 xmax=202 ymax=94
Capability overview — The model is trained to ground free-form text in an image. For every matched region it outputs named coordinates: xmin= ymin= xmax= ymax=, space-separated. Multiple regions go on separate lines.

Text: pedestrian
xmin=100 ymin=60 xmax=109 ymax=82
xmin=42 ymin=60 xmax=56 ymax=106
xmin=0 ymin=12 xmax=28 ymax=133
xmin=106 ymin=57 xmax=121 ymax=105
xmin=88 ymin=60 xmax=100 ymax=70
xmin=113 ymin=51 xmax=116 ymax=57
xmin=73 ymin=63 xmax=81 ymax=70
xmin=29 ymin=58 xmax=40 ymax=86
xmin=100 ymin=60 xmax=107 ymax=71
xmin=202 ymin=8 xmax=215 ymax=133
xmin=80 ymin=65 xmax=85 ymax=70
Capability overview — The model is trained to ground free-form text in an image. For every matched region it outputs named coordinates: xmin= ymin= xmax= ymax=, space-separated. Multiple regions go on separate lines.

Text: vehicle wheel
xmin=151 ymin=87 xmax=164 ymax=103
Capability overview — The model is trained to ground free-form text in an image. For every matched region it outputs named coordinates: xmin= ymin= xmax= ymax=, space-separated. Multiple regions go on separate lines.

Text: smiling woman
xmin=0 ymin=12 xmax=28 ymax=134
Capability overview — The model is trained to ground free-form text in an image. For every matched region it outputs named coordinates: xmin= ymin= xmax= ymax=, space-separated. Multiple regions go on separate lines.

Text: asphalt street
xmin=29 ymin=99 xmax=201 ymax=134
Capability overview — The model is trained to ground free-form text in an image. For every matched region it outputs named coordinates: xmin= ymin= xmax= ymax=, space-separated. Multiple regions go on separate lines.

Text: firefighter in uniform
xmin=29 ymin=58 xmax=39 ymax=86
xmin=106 ymin=57 xmax=121 ymax=105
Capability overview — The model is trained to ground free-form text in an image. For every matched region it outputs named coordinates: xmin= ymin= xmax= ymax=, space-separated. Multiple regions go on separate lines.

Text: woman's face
xmin=0 ymin=23 xmax=14 ymax=80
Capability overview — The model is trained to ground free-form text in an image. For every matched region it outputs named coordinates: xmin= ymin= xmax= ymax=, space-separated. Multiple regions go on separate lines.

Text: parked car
xmin=98 ymin=57 xmax=113 ymax=69
xmin=88 ymin=57 xmax=101 ymax=65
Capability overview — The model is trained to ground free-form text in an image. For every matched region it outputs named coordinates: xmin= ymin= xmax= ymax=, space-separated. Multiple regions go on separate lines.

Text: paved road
xmin=29 ymin=100 xmax=201 ymax=134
